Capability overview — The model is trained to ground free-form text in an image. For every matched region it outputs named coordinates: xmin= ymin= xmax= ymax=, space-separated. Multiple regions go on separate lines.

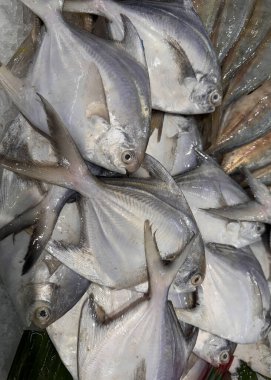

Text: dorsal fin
xmin=115 ymin=15 xmax=147 ymax=68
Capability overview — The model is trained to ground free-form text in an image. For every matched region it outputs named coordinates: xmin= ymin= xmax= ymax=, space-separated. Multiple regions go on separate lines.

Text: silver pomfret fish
xmin=64 ymin=0 xmax=222 ymax=114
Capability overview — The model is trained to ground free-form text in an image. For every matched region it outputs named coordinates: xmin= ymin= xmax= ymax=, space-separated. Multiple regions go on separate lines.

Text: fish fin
xmin=167 ymin=37 xmax=195 ymax=79
xmin=20 ymin=0 xmax=64 ymax=22
xmin=22 ymin=187 xmax=72 ymax=274
xmin=0 ymin=199 xmax=43 ymax=240
xmin=0 ymin=95 xmax=96 ymax=193
xmin=0 ymin=156 xmax=75 ymax=189
xmin=194 ymin=148 xmax=220 ymax=168
xmin=133 ymin=359 xmax=146 ymax=380
xmin=244 ymin=168 xmax=271 ymax=206
xmin=77 ymin=294 xmax=108 ymax=377
xmin=203 ymin=201 xmax=269 ymax=223
xmin=7 ymin=18 xmax=41 ymax=78
xmin=168 ymin=301 xmax=198 ymax=352
xmin=175 ymin=306 xmax=202 ymax=328
xmin=114 ymin=15 xmax=147 ymax=68
xmin=144 ymin=220 xmax=196 ymax=295
xmin=47 ymin=240 xmax=103 ymax=284
xmin=0 ymin=65 xmax=44 ymax=129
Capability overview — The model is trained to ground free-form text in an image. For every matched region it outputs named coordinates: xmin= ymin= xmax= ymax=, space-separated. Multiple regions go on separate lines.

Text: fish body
xmin=144 ymin=114 xmax=202 ymax=176
xmin=223 ymin=29 xmax=271 ymax=107
xmin=211 ymin=80 xmax=271 ymax=154
xmin=192 ymin=0 xmax=224 ymax=36
xmin=64 ymin=0 xmax=222 ymax=114
xmin=222 ymin=129 xmax=271 ymax=173
xmin=77 ymin=221 xmax=197 ymax=380
xmin=176 ymin=243 xmax=271 ymax=344
xmin=175 ymin=155 xmax=265 ymax=247
xmin=0 ymin=97 xmax=204 ymax=291
xmin=222 ymin=0 xmax=271 ymax=84
xmin=212 ymin=0 xmax=255 ymax=63
xmin=1 ymin=0 xmax=151 ymax=174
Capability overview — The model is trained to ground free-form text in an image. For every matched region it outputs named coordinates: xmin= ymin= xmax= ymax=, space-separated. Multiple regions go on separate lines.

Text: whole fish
xmin=210 ymin=80 xmax=271 ymax=154
xmin=223 ymin=29 xmax=271 ymax=108
xmin=205 ymin=169 xmax=271 ymax=225
xmin=64 ymin=0 xmax=222 ymax=114
xmin=138 ymin=114 xmax=202 ymax=177
xmin=77 ymin=221 xmax=198 ymax=380
xmin=193 ymin=330 xmax=236 ymax=367
xmin=192 ymin=0 xmax=224 ymax=36
xmin=211 ymin=0 xmax=255 ymax=63
xmin=176 ymin=243 xmax=271 ymax=344
xmin=222 ymin=129 xmax=271 ymax=173
xmin=175 ymin=152 xmax=265 ymax=247
xmin=222 ymin=0 xmax=271 ymax=84
xmin=0 ymin=96 xmax=204 ymax=291
xmin=0 ymin=0 xmax=151 ymax=174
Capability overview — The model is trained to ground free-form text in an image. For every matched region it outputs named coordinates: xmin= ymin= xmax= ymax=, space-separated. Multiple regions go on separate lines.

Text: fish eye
xmin=219 ymin=350 xmax=230 ymax=364
xmin=190 ymin=273 xmax=203 ymax=286
xmin=33 ymin=306 xmax=52 ymax=324
xmin=209 ymin=90 xmax=221 ymax=106
xmin=256 ymin=223 xmax=265 ymax=234
xmin=121 ymin=150 xmax=136 ymax=165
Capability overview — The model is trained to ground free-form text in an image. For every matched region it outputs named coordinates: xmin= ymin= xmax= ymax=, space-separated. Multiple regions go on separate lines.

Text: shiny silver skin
xmin=0 ymin=0 xmax=151 ymax=174
xmin=0 ymin=97 xmax=204 ymax=292
xmin=193 ymin=330 xmax=236 ymax=367
xmin=64 ymin=0 xmax=222 ymax=114
xmin=77 ymin=221 xmax=198 ymax=380
xmin=175 ymin=153 xmax=265 ymax=247
xmin=176 ymin=243 xmax=271 ymax=344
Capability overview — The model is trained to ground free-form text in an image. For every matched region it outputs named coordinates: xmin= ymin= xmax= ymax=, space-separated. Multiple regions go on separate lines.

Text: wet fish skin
xmin=0 ymin=96 xmax=202 ymax=291
xmin=193 ymin=330 xmax=237 ymax=367
xmin=64 ymin=0 xmax=222 ymax=114
xmin=1 ymin=0 xmax=151 ymax=174
xmin=175 ymin=152 xmax=265 ymax=247
xmin=176 ymin=243 xmax=271 ymax=344
xmin=222 ymin=0 xmax=271 ymax=84
xmin=141 ymin=114 xmax=202 ymax=177
xmin=192 ymin=0 xmax=224 ymax=36
xmin=211 ymin=0 xmax=255 ymax=63
xmin=222 ymin=129 xmax=271 ymax=174
xmin=77 ymin=221 xmax=198 ymax=380
xmin=210 ymin=80 xmax=271 ymax=154
xmin=223 ymin=29 xmax=271 ymax=108
xmin=22 ymin=261 xmax=90 ymax=329
xmin=251 ymin=164 xmax=271 ymax=187
xmin=206 ymin=168 xmax=271 ymax=225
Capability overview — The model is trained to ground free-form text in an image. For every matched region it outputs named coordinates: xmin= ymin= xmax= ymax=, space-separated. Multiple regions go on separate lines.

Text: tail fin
xmin=0 ymin=95 xmax=98 ymax=194
xmin=20 ymin=0 xmax=64 ymax=23
xmin=144 ymin=220 xmax=195 ymax=298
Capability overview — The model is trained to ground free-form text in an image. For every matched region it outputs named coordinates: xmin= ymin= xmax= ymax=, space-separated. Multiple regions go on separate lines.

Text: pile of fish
xmin=0 ymin=0 xmax=271 ymax=378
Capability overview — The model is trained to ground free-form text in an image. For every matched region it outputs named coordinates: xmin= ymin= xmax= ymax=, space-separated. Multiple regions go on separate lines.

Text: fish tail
xmin=20 ymin=0 xmax=64 ymax=24
xmin=144 ymin=220 xmax=196 ymax=297
xmin=0 ymin=95 xmax=98 ymax=193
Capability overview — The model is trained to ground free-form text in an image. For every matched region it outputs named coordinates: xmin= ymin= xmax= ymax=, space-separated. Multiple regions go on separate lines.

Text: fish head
xmin=22 ymin=282 xmax=59 ymax=329
xmin=190 ymin=76 xmax=222 ymax=114
xmin=171 ymin=234 xmax=205 ymax=293
xmin=224 ymin=220 xmax=265 ymax=247
xmin=195 ymin=331 xmax=236 ymax=367
xmin=99 ymin=127 xmax=146 ymax=174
